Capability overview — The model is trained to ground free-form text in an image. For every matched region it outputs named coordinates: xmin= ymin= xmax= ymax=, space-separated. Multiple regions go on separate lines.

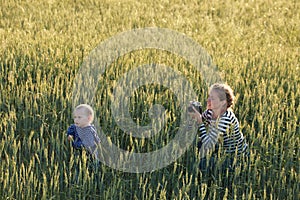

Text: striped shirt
xmin=76 ymin=125 xmax=101 ymax=158
xmin=199 ymin=109 xmax=248 ymax=155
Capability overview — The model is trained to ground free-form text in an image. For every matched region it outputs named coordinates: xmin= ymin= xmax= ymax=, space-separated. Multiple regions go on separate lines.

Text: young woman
xmin=189 ymin=83 xmax=249 ymax=172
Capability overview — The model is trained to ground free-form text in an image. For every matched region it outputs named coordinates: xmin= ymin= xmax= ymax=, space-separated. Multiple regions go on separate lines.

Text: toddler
xmin=67 ymin=104 xmax=101 ymax=160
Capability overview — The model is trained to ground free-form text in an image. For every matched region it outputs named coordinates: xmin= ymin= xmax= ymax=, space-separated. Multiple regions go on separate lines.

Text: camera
xmin=188 ymin=101 xmax=202 ymax=113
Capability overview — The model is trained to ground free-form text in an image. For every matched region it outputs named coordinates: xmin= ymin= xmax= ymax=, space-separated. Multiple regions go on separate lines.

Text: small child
xmin=67 ymin=104 xmax=101 ymax=160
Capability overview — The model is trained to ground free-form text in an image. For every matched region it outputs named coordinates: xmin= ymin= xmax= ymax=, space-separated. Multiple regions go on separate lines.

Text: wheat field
xmin=0 ymin=0 xmax=299 ymax=199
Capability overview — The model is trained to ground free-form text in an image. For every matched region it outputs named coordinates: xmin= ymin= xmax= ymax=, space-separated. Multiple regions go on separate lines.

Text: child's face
xmin=73 ymin=108 xmax=92 ymax=128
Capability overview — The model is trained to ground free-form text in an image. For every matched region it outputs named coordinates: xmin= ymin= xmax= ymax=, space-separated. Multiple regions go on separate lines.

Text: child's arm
xmin=67 ymin=124 xmax=84 ymax=149
xmin=67 ymin=124 xmax=76 ymax=134
xmin=67 ymin=124 xmax=76 ymax=141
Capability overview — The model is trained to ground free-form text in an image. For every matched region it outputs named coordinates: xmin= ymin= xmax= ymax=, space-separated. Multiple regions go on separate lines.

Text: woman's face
xmin=207 ymin=89 xmax=226 ymax=111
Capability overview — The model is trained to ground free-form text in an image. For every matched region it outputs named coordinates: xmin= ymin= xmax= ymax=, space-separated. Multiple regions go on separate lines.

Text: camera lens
xmin=188 ymin=106 xmax=194 ymax=112
xmin=188 ymin=101 xmax=202 ymax=113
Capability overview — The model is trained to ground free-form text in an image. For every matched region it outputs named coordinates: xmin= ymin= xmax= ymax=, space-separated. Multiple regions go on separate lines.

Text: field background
xmin=0 ymin=0 xmax=299 ymax=199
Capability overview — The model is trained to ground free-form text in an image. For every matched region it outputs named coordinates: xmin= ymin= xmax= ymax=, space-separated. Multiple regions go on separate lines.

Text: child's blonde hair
xmin=74 ymin=104 xmax=94 ymax=122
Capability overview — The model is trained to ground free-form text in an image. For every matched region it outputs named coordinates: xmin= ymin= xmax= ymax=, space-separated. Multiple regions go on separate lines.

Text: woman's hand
xmin=188 ymin=102 xmax=203 ymax=124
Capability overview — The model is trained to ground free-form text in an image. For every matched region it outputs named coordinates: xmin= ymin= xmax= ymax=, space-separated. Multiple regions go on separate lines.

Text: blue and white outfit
xmin=67 ymin=124 xmax=101 ymax=160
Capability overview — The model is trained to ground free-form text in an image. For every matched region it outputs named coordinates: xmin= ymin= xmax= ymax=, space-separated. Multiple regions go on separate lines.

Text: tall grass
xmin=0 ymin=0 xmax=299 ymax=199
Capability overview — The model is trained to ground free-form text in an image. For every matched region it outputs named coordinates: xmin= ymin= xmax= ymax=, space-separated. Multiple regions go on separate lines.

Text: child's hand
xmin=67 ymin=135 xmax=74 ymax=141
